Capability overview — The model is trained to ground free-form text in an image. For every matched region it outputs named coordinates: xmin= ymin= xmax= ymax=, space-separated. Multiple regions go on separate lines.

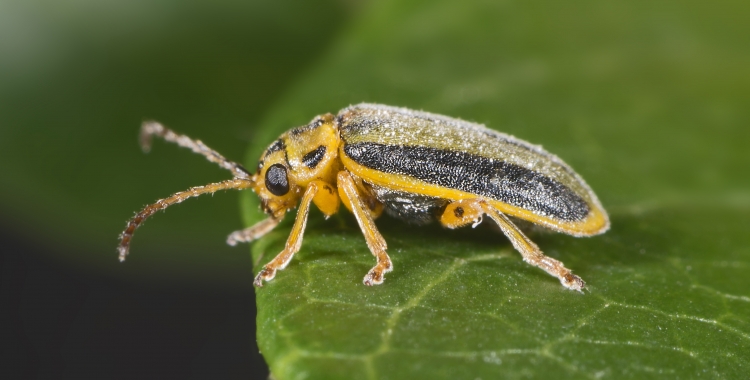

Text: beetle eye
xmin=265 ymin=163 xmax=289 ymax=196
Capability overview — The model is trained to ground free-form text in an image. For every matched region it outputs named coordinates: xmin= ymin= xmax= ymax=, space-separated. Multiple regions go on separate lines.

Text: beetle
xmin=118 ymin=103 xmax=609 ymax=291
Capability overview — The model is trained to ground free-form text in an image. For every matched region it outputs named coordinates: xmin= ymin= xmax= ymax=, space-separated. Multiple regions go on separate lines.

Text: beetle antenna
xmin=140 ymin=121 xmax=253 ymax=179
xmin=117 ymin=178 xmax=254 ymax=262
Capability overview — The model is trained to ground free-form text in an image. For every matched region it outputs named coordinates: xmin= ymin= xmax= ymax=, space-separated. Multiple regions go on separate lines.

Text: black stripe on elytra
xmin=302 ymin=145 xmax=326 ymax=169
xmin=343 ymin=142 xmax=590 ymax=221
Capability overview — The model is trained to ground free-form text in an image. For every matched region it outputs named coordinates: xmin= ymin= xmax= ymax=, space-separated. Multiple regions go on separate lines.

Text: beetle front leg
xmin=337 ymin=171 xmax=391 ymax=286
xmin=441 ymin=199 xmax=585 ymax=292
xmin=253 ymin=182 xmax=320 ymax=287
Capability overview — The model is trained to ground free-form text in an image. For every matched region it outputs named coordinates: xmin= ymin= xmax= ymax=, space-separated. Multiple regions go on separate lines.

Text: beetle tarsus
xmin=561 ymin=273 xmax=585 ymax=292
xmin=363 ymin=272 xmax=381 ymax=286
xmin=363 ymin=260 xmax=393 ymax=286
xmin=363 ymin=268 xmax=383 ymax=286
xmin=254 ymin=267 xmax=276 ymax=287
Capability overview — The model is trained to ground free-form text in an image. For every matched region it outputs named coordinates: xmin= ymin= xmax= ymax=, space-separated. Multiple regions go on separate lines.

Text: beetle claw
xmin=363 ymin=268 xmax=385 ymax=286
xmin=561 ymin=273 xmax=585 ymax=292
xmin=254 ymin=267 xmax=276 ymax=287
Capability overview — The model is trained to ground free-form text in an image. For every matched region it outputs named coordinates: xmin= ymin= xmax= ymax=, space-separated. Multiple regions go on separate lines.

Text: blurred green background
xmin=0 ymin=0 xmax=363 ymax=287
xmin=2 ymin=0 xmax=749 ymax=378
xmin=1 ymin=0 xmax=361 ymax=377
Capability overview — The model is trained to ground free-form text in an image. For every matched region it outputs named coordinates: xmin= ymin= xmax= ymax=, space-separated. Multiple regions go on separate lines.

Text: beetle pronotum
xmin=118 ymin=104 xmax=609 ymax=291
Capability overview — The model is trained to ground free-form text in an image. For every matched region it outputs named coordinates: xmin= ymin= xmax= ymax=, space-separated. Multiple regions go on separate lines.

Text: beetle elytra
xmin=118 ymin=104 xmax=609 ymax=291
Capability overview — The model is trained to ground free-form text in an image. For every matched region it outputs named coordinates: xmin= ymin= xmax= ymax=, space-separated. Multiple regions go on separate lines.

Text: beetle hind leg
xmin=440 ymin=199 xmax=585 ymax=292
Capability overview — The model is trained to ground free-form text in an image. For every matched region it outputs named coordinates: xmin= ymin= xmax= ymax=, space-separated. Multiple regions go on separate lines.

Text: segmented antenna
xmin=140 ymin=121 xmax=252 ymax=178
xmin=118 ymin=122 xmax=257 ymax=261
xmin=118 ymin=178 xmax=254 ymax=262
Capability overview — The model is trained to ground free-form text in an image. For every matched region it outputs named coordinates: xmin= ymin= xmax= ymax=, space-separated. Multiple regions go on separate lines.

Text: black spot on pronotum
xmin=454 ymin=206 xmax=464 ymax=218
xmin=264 ymin=139 xmax=285 ymax=157
xmin=302 ymin=145 xmax=327 ymax=169
xmin=290 ymin=117 xmax=324 ymax=136
xmin=265 ymin=164 xmax=289 ymax=196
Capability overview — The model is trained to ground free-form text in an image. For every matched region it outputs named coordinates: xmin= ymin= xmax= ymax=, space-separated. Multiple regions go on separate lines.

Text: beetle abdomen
xmin=369 ymin=183 xmax=448 ymax=225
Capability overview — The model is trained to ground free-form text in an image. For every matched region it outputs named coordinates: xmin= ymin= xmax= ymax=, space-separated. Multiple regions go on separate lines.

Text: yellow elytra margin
xmin=118 ymin=104 xmax=609 ymax=291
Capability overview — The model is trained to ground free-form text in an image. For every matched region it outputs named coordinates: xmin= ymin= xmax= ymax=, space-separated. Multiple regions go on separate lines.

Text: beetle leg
xmin=140 ymin=121 xmax=253 ymax=179
xmin=253 ymin=182 xmax=319 ymax=287
xmin=355 ymin=178 xmax=385 ymax=219
xmin=338 ymin=175 xmax=384 ymax=219
xmin=337 ymin=171 xmax=391 ymax=286
xmin=441 ymin=200 xmax=585 ymax=292
xmin=226 ymin=216 xmax=282 ymax=246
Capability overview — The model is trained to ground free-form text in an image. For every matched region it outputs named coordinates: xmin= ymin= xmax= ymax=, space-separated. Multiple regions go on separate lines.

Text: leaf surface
xmin=242 ymin=0 xmax=750 ymax=378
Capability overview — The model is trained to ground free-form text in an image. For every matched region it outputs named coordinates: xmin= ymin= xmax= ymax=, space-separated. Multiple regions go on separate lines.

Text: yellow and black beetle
xmin=118 ymin=104 xmax=609 ymax=291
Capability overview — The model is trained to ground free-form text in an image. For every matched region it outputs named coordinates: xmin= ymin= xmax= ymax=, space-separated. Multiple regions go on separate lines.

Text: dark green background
xmin=2 ymin=0 xmax=749 ymax=379
xmin=1 ymin=0 xmax=358 ymax=377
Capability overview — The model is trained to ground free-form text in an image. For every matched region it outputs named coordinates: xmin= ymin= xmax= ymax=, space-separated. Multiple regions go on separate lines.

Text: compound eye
xmin=264 ymin=163 xmax=290 ymax=196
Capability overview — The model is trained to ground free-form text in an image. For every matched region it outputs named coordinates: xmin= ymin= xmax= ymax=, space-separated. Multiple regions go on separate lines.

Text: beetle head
xmin=253 ymin=113 xmax=340 ymax=218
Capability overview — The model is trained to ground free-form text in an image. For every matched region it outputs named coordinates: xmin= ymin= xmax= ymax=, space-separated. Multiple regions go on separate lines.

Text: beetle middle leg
xmin=337 ymin=171 xmax=391 ymax=286
xmin=440 ymin=199 xmax=585 ymax=292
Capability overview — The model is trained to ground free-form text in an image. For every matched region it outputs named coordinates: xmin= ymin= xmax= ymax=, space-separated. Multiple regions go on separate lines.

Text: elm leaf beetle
xmin=118 ymin=104 xmax=609 ymax=291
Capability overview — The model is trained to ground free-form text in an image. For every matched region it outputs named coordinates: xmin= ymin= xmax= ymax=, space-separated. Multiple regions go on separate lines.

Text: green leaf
xmin=242 ymin=0 xmax=750 ymax=378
